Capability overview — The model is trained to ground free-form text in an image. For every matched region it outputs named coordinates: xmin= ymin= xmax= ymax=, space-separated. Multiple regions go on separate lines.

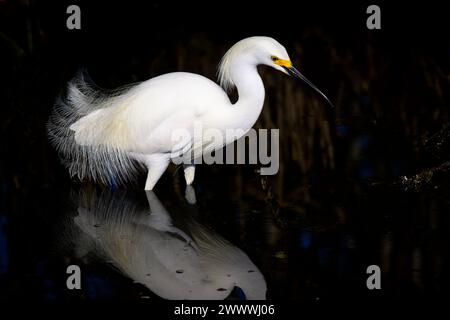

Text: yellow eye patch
xmin=271 ymin=56 xmax=292 ymax=68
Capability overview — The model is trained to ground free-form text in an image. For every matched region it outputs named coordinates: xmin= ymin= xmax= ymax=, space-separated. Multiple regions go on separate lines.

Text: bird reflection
xmin=68 ymin=188 xmax=267 ymax=300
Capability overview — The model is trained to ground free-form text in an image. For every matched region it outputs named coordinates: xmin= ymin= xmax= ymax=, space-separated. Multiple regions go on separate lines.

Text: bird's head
xmin=218 ymin=36 xmax=334 ymax=108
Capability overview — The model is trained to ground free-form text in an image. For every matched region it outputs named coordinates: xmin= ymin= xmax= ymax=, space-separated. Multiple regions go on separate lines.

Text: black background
xmin=1 ymin=0 xmax=450 ymax=308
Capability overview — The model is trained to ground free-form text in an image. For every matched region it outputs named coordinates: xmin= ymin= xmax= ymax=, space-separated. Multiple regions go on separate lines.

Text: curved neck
xmin=228 ymin=63 xmax=265 ymax=131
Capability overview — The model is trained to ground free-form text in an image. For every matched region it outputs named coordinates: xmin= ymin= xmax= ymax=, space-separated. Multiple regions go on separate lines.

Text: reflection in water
xmin=67 ymin=188 xmax=267 ymax=300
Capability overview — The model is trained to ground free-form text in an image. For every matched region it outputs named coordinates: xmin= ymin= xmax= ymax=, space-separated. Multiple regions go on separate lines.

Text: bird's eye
xmin=271 ymin=56 xmax=278 ymax=62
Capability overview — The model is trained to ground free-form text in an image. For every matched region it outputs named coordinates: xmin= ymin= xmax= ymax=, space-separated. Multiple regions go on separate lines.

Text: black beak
xmin=284 ymin=66 xmax=334 ymax=109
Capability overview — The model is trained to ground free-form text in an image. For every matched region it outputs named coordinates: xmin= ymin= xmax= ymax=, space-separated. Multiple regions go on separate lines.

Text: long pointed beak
xmin=284 ymin=66 xmax=334 ymax=109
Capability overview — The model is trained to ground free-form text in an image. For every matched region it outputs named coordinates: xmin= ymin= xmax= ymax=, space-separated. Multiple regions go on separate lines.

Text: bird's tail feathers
xmin=47 ymin=71 xmax=144 ymax=187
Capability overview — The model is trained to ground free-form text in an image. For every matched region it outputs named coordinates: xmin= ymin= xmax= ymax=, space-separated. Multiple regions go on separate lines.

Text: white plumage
xmin=48 ymin=36 xmax=330 ymax=190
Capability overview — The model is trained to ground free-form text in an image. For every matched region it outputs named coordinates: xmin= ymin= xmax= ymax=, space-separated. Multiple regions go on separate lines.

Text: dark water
xmin=1 ymin=155 xmax=449 ymax=302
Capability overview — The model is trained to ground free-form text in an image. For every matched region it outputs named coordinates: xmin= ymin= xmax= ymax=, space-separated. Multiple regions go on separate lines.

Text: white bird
xmin=48 ymin=36 xmax=332 ymax=190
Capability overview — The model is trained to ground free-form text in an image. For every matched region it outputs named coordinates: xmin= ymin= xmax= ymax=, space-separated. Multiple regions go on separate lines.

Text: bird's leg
xmin=183 ymin=163 xmax=197 ymax=203
xmin=142 ymin=190 xmax=198 ymax=250
xmin=141 ymin=190 xmax=173 ymax=229
xmin=183 ymin=163 xmax=195 ymax=185
xmin=185 ymin=185 xmax=197 ymax=204
xmin=144 ymin=155 xmax=170 ymax=190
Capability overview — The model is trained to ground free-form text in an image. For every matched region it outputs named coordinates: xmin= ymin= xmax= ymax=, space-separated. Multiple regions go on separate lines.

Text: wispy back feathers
xmin=47 ymin=72 xmax=144 ymax=187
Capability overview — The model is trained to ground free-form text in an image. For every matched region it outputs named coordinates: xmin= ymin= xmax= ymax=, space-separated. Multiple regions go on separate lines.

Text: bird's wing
xmin=48 ymin=72 xmax=230 ymax=185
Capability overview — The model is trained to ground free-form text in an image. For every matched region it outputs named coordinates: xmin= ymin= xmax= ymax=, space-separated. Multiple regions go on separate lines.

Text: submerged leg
xmin=185 ymin=184 xmax=197 ymax=204
xmin=183 ymin=163 xmax=195 ymax=185
xmin=144 ymin=155 xmax=170 ymax=190
xmin=143 ymin=190 xmax=198 ymax=250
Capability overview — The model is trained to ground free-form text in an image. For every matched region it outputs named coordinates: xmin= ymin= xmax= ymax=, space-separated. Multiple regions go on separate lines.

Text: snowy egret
xmin=48 ymin=36 xmax=333 ymax=190
xmin=70 ymin=189 xmax=267 ymax=300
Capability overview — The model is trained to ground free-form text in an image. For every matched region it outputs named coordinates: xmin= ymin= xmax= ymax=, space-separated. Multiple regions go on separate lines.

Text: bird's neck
xmin=229 ymin=64 xmax=265 ymax=131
